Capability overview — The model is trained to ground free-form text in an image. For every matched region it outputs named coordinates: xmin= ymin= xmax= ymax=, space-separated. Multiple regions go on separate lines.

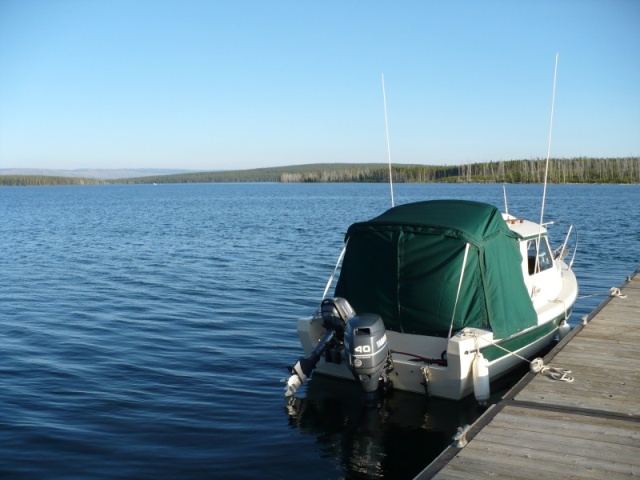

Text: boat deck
xmin=417 ymin=268 xmax=640 ymax=479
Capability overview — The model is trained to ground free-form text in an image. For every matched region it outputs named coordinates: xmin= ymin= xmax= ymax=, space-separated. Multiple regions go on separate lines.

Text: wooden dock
xmin=417 ymin=268 xmax=640 ymax=479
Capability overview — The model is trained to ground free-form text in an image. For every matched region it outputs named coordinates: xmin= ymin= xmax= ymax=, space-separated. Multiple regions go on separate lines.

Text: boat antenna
xmin=503 ymin=184 xmax=509 ymax=216
xmin=533 ymin=53 xmax=558 ymax=277
xmin=382 ymin=73 xmax=395 ymax=207
xmin=539 ymin=53 xmax=558 ymax=227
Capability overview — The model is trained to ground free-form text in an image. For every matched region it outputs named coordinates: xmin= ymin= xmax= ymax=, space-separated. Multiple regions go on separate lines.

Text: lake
xmin=1 ymin=183 xmax=638 ymax=479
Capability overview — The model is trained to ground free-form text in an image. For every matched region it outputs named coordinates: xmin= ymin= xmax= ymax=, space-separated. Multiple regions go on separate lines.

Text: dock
xmin=418 ymin=268 xmax=640 ymax=479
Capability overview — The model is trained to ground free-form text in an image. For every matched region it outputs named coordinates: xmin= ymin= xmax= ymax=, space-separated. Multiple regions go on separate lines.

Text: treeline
xmin=0 ymin=175 xmax=102 ymax=186
xmin=116 ymin=163 xmax=388 ymax=184
xmin=280 ymin=157 xmax=640 ymax=184
xmin=1 ymin=157 xmax=638 ymax=186
xmin=112 ymin=157 xmax=640 ymax=185
xmin=279 ymin=165 xmax=459 ymax=183
xmin=454 ymin=157 xmax=640 ymax=184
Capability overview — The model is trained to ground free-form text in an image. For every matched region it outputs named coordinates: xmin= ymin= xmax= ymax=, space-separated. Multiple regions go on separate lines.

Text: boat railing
xmin=554 ymin=224 xmax=578 ymax=269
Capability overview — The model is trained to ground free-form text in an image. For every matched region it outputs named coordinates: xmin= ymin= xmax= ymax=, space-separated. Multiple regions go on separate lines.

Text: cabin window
xmin=527 ymin=238 xmax=553 ymax=275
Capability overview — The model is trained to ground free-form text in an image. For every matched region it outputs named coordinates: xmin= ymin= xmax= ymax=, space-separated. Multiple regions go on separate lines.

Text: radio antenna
xmin=540 ymin=53 xmax=558 ymax=227
xmin=382 ymin=74 xmax=395 ymax=207
xmin=533 ymin=54 xmax=559 ymax=277
xmin=503 ymin=184 xmax=509 ymax=216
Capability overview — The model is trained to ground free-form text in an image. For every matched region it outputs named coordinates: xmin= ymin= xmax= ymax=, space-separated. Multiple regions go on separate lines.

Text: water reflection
xmin=286 ymin=374 xmax=483 ymax=479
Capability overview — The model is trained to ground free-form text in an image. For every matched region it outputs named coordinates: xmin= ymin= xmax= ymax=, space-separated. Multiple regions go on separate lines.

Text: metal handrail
xmin=555 ymin=224 xmax=578 ymax=269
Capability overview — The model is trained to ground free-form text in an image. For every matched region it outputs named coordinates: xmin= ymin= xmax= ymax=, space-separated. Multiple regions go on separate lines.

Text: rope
xmin=463 ymin=330 xmax=529 ymax=362
xmin=391 ymin=350 xmax=447 ymax=366
xmin=578 ymin=286 xmax=627 ymax=300
xmin=462 ymin=329 xmax=574 ymax=384
xmin=553 ymin=299 xmax=568 ymax=321
xmin=609 ymin=287 xmax=627 ymax=298
xmin=530 ymin=358 xmax=574 ymax=382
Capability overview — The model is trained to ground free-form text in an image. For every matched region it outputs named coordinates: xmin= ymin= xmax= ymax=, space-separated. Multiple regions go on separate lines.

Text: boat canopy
xmin=334 ymin=200 xmax=537 ymax=340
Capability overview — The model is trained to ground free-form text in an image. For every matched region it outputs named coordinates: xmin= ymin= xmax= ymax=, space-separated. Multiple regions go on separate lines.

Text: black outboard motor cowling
xmin=344 ymin=314 xmax=391 ymax=394
xmin=320 ymin=297 xmax=356 ymax=340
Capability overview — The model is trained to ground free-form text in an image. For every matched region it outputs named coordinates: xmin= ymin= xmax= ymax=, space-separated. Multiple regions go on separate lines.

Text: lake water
xmin=1 ymin=183 xmax=638 ymax=479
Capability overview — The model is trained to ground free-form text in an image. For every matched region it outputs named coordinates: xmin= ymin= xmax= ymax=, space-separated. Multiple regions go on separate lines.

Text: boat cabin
xmin=504 ymin=215 xmax=562 ymax=308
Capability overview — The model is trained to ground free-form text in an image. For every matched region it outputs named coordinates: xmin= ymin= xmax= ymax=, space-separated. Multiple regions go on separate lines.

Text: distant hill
xmin=1 ymin=157 xmax=638 ymax=186
xmin=115 ymin=163 xmax=405 ymax=183
xmin=113 ymin=158 xmax=640 ymax=184
xmin=0 ymin=168 xmax=196 ymax=180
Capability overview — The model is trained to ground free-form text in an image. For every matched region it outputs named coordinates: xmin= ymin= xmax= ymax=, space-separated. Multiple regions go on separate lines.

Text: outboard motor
xmin=284 ymin=298 xmax=355 ymax=397
xmin=344 ymin=313 xmax=392 ymax=399
xmin=320 ymin=297 xmax=356 ymax=340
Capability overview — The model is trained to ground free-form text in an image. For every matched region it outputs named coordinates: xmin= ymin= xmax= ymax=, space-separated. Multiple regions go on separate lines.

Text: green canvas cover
xmin=334 ymin=200 xmax=537 ymax=339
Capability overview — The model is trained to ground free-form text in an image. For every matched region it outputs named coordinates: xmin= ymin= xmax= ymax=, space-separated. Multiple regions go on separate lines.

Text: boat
xmin=285 ymin=198 xmax=578 ymax=402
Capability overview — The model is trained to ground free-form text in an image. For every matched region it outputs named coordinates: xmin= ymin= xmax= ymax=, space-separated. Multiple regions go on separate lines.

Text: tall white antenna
xmin=533 ymin=53 xmax=559 ymax=277
xmin=539 ymin=53 xmax=558 ymax=227
xmin=503 ymin=184 xmax=509 ymax=216
xmin=382 ymin=73 xmax=395 ymax=207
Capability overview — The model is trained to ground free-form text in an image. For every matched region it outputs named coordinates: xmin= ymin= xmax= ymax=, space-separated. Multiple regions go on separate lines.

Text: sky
xmin=0 ymin=0 xmax=638 ymax=171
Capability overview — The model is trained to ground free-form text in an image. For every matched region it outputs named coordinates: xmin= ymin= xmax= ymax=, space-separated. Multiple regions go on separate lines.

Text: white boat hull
xmin=297 ymin=262 xmax=577 ymax=401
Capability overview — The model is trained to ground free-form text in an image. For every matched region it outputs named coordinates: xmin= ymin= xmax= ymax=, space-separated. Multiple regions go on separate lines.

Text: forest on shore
xmin=1 ymin=157 xmax=638 ymax=186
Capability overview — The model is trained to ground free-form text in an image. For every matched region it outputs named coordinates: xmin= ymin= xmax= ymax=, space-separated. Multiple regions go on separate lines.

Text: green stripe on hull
xmin=480 ymin=312 xmax=569 ymax=362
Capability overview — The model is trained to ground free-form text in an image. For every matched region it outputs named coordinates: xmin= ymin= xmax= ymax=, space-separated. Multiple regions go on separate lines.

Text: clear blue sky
xmin=1 ymin=0 xmax=638 ymax=171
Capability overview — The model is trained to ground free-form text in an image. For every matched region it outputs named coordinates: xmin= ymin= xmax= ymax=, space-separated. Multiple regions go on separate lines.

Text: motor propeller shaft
xmin=284 ymin=330 xmax=336 ymax=397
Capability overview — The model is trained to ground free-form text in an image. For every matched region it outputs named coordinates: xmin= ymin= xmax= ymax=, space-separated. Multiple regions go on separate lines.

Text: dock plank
xmin=435 ymin=442 xmax=637 ymax=480
xmin=473 ymin=423 xmax=640 ymax=467
xmin=514 ymin=390 xmax=640 ymax=416
xmin=490 ymin=407 xmax=640 ymax=446
xmin=418 ymin=272 xmax=640 ymax=479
